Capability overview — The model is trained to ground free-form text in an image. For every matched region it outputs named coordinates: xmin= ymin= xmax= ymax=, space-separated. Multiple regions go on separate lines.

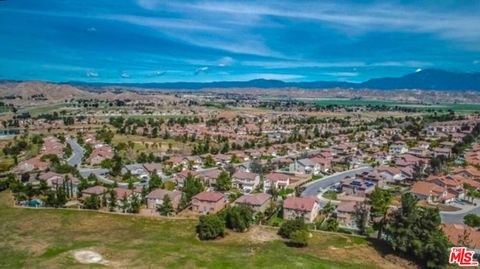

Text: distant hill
xmin=361 ymin=69 xmax=480 ymax=90
xmin=2 ymin=69 xmax=480 ymax=91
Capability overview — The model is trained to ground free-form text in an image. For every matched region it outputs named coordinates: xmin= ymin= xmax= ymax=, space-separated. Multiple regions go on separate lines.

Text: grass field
xmin=314 ymin=98 xmax=480 ymax=112
xmin=18 ymin=103 xmax=69 ymax=116
xmin=0 ymin=191 xmax=415 ymax=269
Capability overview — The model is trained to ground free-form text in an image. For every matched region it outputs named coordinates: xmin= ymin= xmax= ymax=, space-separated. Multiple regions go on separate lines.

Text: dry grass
xmin=0 ymin=191 xmax=415 ymax=269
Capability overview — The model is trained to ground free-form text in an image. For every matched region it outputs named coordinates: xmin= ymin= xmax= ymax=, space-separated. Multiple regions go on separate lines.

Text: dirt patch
xmin=247 ymin=226 xmax=280 ymax=242
xmin=73 ymin=250 xmax=107 ymax=265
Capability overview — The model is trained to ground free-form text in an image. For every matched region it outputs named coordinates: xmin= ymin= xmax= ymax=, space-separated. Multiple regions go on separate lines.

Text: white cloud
xmin=325 ymin=72 xmax=359 ymax=77
xmin=153 ymin=71 xmax=166 ymax=76
xmin=194 ymin=66 xmax=209 ymax=75
xmin=415 ymin=68 xmax=423 ymax=72
xmin=121 ymin=71 xmax=130 ymax=78
xmin=218 ymin=56 xmax=234 ymax=67
xmin=86 ymin=71 xmax=99 ymax=77
xmin=173 ymin=1 xmax=480 ymax=46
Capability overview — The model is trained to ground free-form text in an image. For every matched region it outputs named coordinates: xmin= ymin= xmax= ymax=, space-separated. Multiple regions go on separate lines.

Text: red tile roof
xmin=442 ymin=224 xmax=480 ymax=249
xmin=193 ymin=191 xmax=224 ymax=202
xmin=235 ymin=193 xmax=271 ymax=206
xmin=283 ymin=196 xmax=318 ymax=212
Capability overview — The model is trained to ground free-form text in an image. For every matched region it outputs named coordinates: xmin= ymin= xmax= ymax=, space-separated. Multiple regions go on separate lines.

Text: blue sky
xmin=1 ymin=0 xmax=480 ymax=83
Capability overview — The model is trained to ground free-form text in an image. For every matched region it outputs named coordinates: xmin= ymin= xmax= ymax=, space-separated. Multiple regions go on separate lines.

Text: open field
xmin=0 ymin=191 xmax=416 ymax=269
xmin=314 ymin=98 xmax=480 ymax=112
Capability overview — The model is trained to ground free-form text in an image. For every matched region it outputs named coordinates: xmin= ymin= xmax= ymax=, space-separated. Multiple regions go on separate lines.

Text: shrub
xmin=289 ymin=229 xmax=309 ymax=247
xmin=278 ymin=219 xmax=308 ymax=239
xmin=223 ymin=206 xmax=253 ymax=232
xmin=196 ymin=214 xmax=225 ymax=240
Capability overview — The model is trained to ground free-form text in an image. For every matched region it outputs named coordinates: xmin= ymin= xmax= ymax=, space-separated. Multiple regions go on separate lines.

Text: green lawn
xmin=0 ymin=191 xmax=406 ymax=269
xmin=323 ymin=190 xmax=338 ymax=200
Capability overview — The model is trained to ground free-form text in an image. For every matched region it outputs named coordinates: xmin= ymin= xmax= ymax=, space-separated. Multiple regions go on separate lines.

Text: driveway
xmin=66 ymin=138 xmax=85 ymax=167
xmin=300 ymin=166 xmax=373 ymax=202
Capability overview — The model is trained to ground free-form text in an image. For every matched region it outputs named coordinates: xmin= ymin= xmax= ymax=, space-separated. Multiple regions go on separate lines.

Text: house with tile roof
xmin=283 ymin=196 xmax=320 ymax=223
xmin=235 ymin=193 xmax=272 ymax=214
xmin=191 ymin=191 xmax=226 ymax=215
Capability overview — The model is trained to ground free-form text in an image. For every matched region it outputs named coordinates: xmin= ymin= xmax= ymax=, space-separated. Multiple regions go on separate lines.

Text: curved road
xmin=440 ymin=201 xmax=480 ymax=224
xmin=66 ymin=138 xmax=85 ymax=167
xmin=301 ymin=166 xmax=373 ymax=204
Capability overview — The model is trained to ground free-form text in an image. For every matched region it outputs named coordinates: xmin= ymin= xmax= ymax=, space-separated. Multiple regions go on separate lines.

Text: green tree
xmin=368 ymin=188 xmax=392 ymax=239
xmin=111 ymin=153 xmax=123 ymax=177
xmin=216 ymin=170 xmax=231 ymax=191
xmin=278 ymin=219 xmax=308 ymax=239
xmin=149 ymin=170 xmax=162 ymax=190
xmin=157 ymin=195 xmax=174 ymax=216
xmin=324 ymin=216 xmax=339 ymax=231
xmin=354 ymin=202 xmax=370 ymax=235
xmin=129 ymin=194 xmax=140 ymax=213
xmin=322 ymin=201 xmax=335 ymax=216
xmin=204 ymin=155 xmax=216 ymax=168
xmin=83 ymin=194 xmax=101 ymax=209
xmin=223 ymin=206 xmax=253 ymax=232
xmin=196 ymin=214 xmax=225 ymax=240
xmin=464 ymin=213 xmax=480 ymax=228
xmin=108 ymin=189 xmax=117 ymax=212
xmin=385 ymin=193 xmax=449 ymax=269
xmin=289 ymin=229 xmax=309 ymax=247
xmin=181 ymin=174 xmax=204 ymax=207
xmin=120 ymin=194 xmax=129 ymax=213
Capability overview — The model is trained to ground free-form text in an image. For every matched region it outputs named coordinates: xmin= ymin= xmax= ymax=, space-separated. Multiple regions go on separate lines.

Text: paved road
xmin=440 ymin=200 xmax=480 ymax=224
xmin=301 ymin=166 xmax=373 ymax=199
xmin=66 ymin=138 xmax=85 ymax=167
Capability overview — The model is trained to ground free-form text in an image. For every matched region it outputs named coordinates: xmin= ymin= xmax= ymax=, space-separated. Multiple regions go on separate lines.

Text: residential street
xmin=300 ymin=166 xmax=373 ymax=204
xmin=66 ymin=138 xmax=85 ymax=167
xmin=440 ymin=200 xmax=480 ymax=224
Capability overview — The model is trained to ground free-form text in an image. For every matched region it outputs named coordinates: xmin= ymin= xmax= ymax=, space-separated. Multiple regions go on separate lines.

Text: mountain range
xmin=3 ymin=69 xmax=480 ymax=91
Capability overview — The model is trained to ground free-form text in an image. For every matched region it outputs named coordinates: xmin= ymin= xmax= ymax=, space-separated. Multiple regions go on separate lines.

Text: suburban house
xmin=410 ymin=181 xmax=455 ymax=204
xmin=289 ymin=158 xmax=320 ymax=174
xmin=234 ymin=193 xmax=272 ymax=214
xmin=336 ymin=201 xmax=370 ymax=229
xmin=87 ymin=144 xmax=114 ymax=165
xmin=310 ymin=156 xmax=331 ymax=172
xmin=452 ymin=166 xmax=480 ymax=180
xmin=143 ymin=163 xmax=163 ymax=176
xmin=442 ymin=224 xmax=480 ymax=253
xmin=426 ymin=175 xmax=465 ymax=200
xmin=341 ymin=177 xmax=376 ymax=197
xmin=146 ymin=189 xmax=182 ymax=213
xmin=15 ymin=156 xmax=49 ymax=173
xmin=123 ymin=164 xmax=149 ymax=179
xmin=197 ymin=169 xmax=222 ymax=186
xmin=191 ymin=191 xmax=226 ymax=215
xmin=389 ymin=141 xmax=408 ymax=155
xmin=263 ymin=172 xmax=291 ymax=193
xmin=232 ymin=170 xmax=260 ymax=193
xmin=432 ymin=147 xmax=452 ymax=158
xmin=40 ymin=172 xmax=80 ymax=197
xmin=111 ymin=187 xmax=135 ymax=201
xmin=283 ymin=196 xmax=320 ymax=223
xmin=81 ymin=185 xmax=107 ymax=199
